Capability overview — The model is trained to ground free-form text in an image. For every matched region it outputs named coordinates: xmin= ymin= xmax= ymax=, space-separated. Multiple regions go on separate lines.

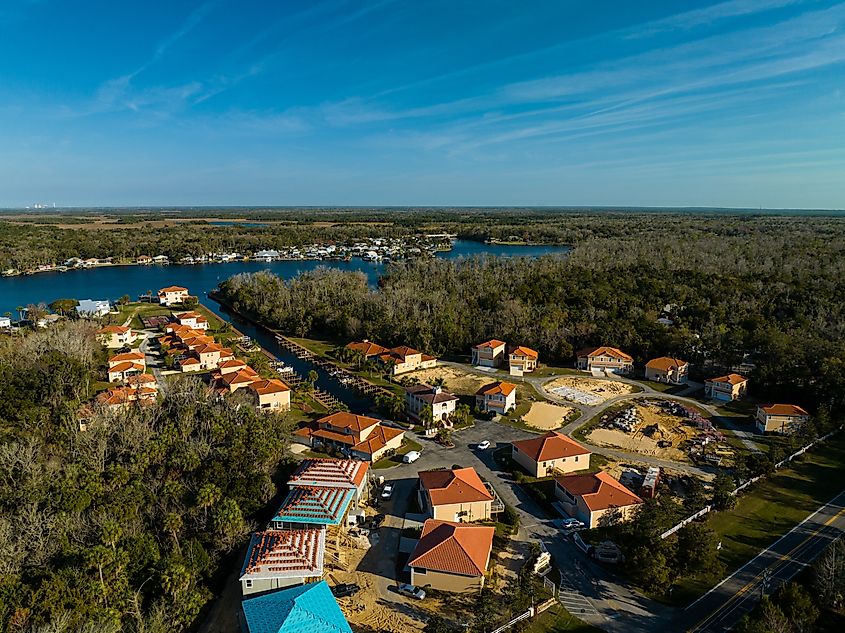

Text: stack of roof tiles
xmin=240 ymin=529 xmax=325 ymax=581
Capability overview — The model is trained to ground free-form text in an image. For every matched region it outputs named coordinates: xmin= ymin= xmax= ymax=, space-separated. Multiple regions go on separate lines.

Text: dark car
xmin=331 ymin=583 xmax=361 ymax=598
xmin=370 ymin=513 xmax=386 ymax=528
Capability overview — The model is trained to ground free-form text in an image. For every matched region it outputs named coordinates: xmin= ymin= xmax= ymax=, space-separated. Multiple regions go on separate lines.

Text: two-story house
xmin=554 ymin=471 xmax=643 ymax=528
xmin=471 ymin=339 xmax=506 ymax=368
xmin=97 ymin=325 xmax=138 ymax=348
xmin=248 ymin=378 xmax=291 ymax=412
xmin=157 ymin=285 xmax=191 ymax=306
xmin=418 ymin=467 xmax=495 ymax=522
xmin=511 ymin=431 xmax=591 ymax=478
xmin=408 ymin=520 xmax=495 ymax=593
xmin=294 ymin=412 xmax=405 ymax=462
xmin=576 ymin=346 xmax=634 ymax=374
xmin=508 ymin=346 xmax=539 ymax=374
xmin=376 ymin=345 xmax=437 ymax=375
xmin=475 ymin=381 xmax=516 ymax=414
xmin=174 ymin=310 xmax=209 ymax=330
xmin=704 ymin=373 xmax=748 ymax=401
xmin=644 ymin=357 xmax=689 ymax=384
xmin=405 ymin=383 xmax=459 ymax=424
xmin=756 ymin=404 xmax=809 ymax=434
xmin=107 ymin=351 xmax=146 ymax=383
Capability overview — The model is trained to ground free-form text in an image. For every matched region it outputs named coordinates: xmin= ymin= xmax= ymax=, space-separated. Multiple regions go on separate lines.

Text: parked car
xmin=403 ymin=450 xmax=421 ymax=464
xmin=397 ymin=583 xmax=426 ymax=600
xmin=381 ymin=483 xmax=395 ymax=500
xmin=331 ymin=583 xmax=361 ymax=598
xmin=477 ymin=440 xmax=491 ymax=450
xmin=369 ymin=513 xmax=386 ymax=528
xmin=555 ymin=517 xmax=585 ymax=531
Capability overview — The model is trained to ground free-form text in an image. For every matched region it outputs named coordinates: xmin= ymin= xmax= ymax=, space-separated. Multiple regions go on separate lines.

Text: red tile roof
xmin=760 ymin=404 xmax=809 ymax=416
xmin=707 ymin=373 xmax=747 ymax=385
xmin=159 ymin=285 xmax=188 ymax=293
xmin=409 ymin=520 xmax=495 ymax=577
xmin=109 ymin=361 xmax=145 ymax=374
xmin=512 ymin=431 xmax=591 ymax=462
xmin=645 ymin=357 xmax=688 ymax=371
xmin=579 ymin=346 xmax=633 ymax=362
xmin=289 ymin=459 xmax=369 ymax=489
xmin=345 ymin=340 xmax=388 ymax=357
xmin=476 ymin=381 xmax=517 ymax=397
xmin=510 ymin=346 xmax=538 ymax=359
xmin=555 ymin=471 xmax=642 ymax=512
xmin=109 ymin=351 xmax=145 ymax=363
xmin=240 ymin=529 xmax=324 ymax=580
xmin=418 ymin=467 xmax=493 ymax=506
xmin=474 ymin=339 xmax=506 ymax=349
xmin=98 ymin=325 xmax=131 ymax=334
xmin=351 ymin=425 xmax=404 ymax=457
xmin=318 ymin=411 xmax=380 ymax=433
xmin=250 ymin=378 xmax=291 ymax=395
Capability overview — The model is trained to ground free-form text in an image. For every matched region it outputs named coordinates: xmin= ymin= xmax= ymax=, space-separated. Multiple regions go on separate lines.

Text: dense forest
xmin=217 ymin=216 xmax=845 ymax=412
xmin=3 ymin=208 xmax=845 ymax=272
xmin=0 ymin=323 xmax=293 ymax=632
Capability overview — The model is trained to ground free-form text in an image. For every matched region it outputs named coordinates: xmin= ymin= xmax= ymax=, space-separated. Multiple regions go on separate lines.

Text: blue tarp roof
xmin=241 ymin=581 xmax=353 ymax=633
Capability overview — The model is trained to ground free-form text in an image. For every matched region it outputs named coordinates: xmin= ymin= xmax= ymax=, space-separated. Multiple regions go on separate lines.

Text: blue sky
xmin=1 ymin=0 xmax=844 ymax=208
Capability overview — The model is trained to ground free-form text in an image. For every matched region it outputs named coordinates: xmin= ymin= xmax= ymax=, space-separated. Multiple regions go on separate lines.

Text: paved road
xmin=379 ymin=419 xmax=674 ymax=633
xmin=681 ymin=488 xmax=845 ymax=632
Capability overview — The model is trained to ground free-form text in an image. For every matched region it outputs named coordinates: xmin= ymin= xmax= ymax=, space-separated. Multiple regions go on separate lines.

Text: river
xmin=0 ymin=240 xmax=568 ymax=411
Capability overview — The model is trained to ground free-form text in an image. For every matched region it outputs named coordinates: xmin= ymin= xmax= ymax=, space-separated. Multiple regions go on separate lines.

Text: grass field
xmin=523 ymin=604 xmax=602 ymax=632
xmin=674 ymin=435 xmax=845 ymax=604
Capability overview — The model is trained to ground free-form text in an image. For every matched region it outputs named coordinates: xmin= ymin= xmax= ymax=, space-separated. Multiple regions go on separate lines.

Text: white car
xmin=403 ymin=450 xmax=421 ymax=464
xmin=477 ymin=440 xmax=491 ymax=450
xmin=557 ymin=518 xmax=585 ymax=531
xmin=398 ymin=584 xmax=426 ymax=600
xmin=381 ymin=483 xmax=395 ymax=500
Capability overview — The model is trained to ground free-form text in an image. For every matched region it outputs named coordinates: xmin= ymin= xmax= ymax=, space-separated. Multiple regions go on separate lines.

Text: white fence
xmin=488 ymin=608 xmax=533 ymax=633
xmin=660 ymin=426 xmax=841 ymax=539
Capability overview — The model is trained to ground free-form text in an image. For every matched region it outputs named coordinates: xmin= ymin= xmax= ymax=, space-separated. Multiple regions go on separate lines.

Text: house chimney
xmin=433 ymin=386 xmax=442 ymax=395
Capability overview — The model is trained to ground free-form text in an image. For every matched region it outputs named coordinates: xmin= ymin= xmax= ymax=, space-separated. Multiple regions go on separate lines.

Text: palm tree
xmin=15 ymin=306 xmax=23 ymax=322
xmin=420 ymin=404 xmax=434 ymax=429
xmin=307 ymin=370 xmax=319 ymax=390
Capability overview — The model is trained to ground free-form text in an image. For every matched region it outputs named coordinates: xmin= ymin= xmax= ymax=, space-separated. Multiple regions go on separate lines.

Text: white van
xmin=402 ymin=450 xmax=421 ymax=464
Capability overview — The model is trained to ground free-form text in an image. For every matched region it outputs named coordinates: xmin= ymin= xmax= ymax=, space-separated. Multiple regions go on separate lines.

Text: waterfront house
xmin=174 ymin=310 xmax=209 ymax=330
xmin=345 ymin=339 xmax=388 ymax=359
xmin=644 ymin=357 xmax=689 ymax=384
xmin=239 ymin=529 xmax=325 ymax=595
xmin=136 ymin=255 xmax=152 ymax=265
xmin=77 ymin=299 xmax=111 ymax=318
xmin=0 ymin=316 xmax=11 ymax=329
xmin=107 ymin=351 xmax=146 ymax=383
xmin=293 ymin=411 xmax=405 ymax=462
xmin=97 ymin=325 xmax=137 ymax=348
xmin=704 ymin=373 xmax=748 ymax=401
xmin=408 ymin=520 xmax=495 ymax=593
xmin=376 ymin=345 xmax=437 ymax=375
xmin=475 ymin=381 xmax=517 ymax=414
xmin=511 ymin=431 xmax=591 ymax=478
xmin=212 ymin=366 xmax=261 ymax=393
xmin=554 ymin=471 xmax=643 ymax=529
xmin=576 ymin=346 xmax=634 ymax=374
xmin=157 ymin=285 xmax=190 ymax=306
xmin=418 ymin=467 xmax=495 ymax=522
xmin=508 ymin=346 xmax=539 ymax=374
xmin=471 ymin=339 xmax=506 ymax=368
xmin=248 ymin=378 xmax=292 ymax=412
xmin=152 ymin=255 xmax=169 ymax=264
xmin=756 ymin=404 xmax=810 ymax=434
xmin=405 ymin=383 xmax=459 ymax=424
xmin=241 ymin=581 xmax=353 ymax=633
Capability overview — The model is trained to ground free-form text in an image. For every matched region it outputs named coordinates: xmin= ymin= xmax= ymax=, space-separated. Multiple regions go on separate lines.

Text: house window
xmin=413 ymin=568 xmax=426 ymax=575
xmin=245 ymin=579 xmax=253 ymax=588
xmin=574 ymin=455 xmax=579 ymax=462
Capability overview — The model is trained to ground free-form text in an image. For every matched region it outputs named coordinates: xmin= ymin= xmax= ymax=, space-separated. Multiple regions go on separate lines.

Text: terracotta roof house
xmin=157 ymin=285 xmax=191 ymax=307
xmin=240 ymin=529 xmax=325 ymax=595
xmin=511 ymin=431 xmax=591 ymax=478
xmin=376 ymin=345 xmax=437 ymax=375
xmin=576 ymin=347 xmax=634 ymax=375
xmin=471 ymin=339 xmax=507 ymax=368
xmin=554 ymin=471 xmax=643 ymax=528
xmin=107 ymin=351 xmax=146 ymax=383
xmin=509 ymin=346 xmax=539 ymax=374
xmin=174 ymin=310 xmax=209 ymax=331
xmin=756 ymin=404 xmax=810 ymax=434
xmin=475 ymin=381 xmax=517 ymax=415
xmin=288 ymin=459 xmax=370 ymax=502
xmin=96 ymin=325 xmax=137 ymax=349
xmin=345 ymin=340 xmax=388 ymax=358
xmin=644 ymin=357 xmax=689 ymax=385
xmin=418 ymin=467 xmax=495 ymax=522
xmin=213 ymin=366 xmax=261 ymax=393
xmin=295 ymin=412 xmax=405 ymax=462
xmin=241 ymin=580 xmax=353 ymax=633
xmin=408 ymin=520 xmax=495 ymax=593
xmin=272 ymin=487 xmax=355 ymax=529
xmin=705 ymin=373 xmax=748 ymax=401
xmin=248 ymin=378 xmax=292 ymax=412
xmin=218 ymin=358 xmax=248 ymax=375
xmin=405 ymin=383 xmax=459 ymax=423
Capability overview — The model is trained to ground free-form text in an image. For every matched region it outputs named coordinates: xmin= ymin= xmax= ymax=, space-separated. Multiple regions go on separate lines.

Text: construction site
xmin=586 ymin=399 xmax=730 ymax=464
xmin=405 ymin=365 xmax=494 ymax=395
xmin=545 ymin=375 xmax=637 ymax=404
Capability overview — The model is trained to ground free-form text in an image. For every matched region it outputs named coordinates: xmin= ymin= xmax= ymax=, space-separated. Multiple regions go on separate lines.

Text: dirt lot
xmin=587 ymin=401 xmax=703 ymax=462
xmin=522 ymin=402 xmax=575 ymax=430
xmin=545 ymin=376 xmax=636 ymax=404
xmin=406 ymin=366 xmax=493 ymax=396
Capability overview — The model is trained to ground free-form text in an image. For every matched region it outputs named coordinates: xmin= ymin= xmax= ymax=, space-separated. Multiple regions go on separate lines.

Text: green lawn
xmin=531 ymin=366 xmax=582 ymax=378
xmin=674 ymin=436 xmax=845 ymax=605
xmin=373 ymin=437 xmax=423 ymax=469
xmin=634 ymin=380 xmax=685 ymax=394
xmin=288 ymin=336 xmax=338 ymax=358
xmin=523 ymin=604 xmax=603 ymax=632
